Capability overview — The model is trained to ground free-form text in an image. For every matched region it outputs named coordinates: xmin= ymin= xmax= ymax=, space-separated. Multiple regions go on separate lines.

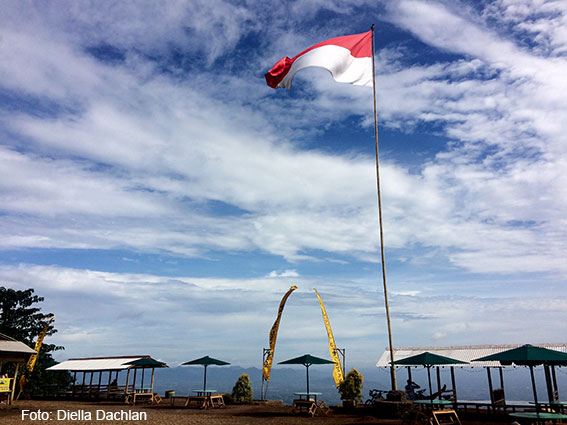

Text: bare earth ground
xmin=1 ymin=400 xmax=508 ymax=425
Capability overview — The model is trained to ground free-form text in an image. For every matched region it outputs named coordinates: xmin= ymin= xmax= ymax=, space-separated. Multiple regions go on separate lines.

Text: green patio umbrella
xmin=124 ymin=358 xmax=168 ymax=367
xmin=124 ymin=358 xmax=168 ymax=392
xmin=391 ymin=352 xmax=468 ymax=399
xmin=279 ymin=354 xmax=335 ymax=396
xmin=182 ymin=356 xmax=230 ymax=392
xmin=473 ymin=344 xmax=567 ymax=409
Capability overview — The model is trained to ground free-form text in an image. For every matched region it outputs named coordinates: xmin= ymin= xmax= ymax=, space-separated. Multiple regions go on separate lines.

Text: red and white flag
xmin=265 ymin=30 xmax=373 ymax=89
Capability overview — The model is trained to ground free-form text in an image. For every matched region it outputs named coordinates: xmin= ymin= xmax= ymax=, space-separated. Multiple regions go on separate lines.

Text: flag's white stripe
xmin=278 ymin=45 xmax=372 ymax=89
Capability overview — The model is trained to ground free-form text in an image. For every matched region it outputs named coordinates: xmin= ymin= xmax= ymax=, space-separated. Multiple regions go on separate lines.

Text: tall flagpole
xmin=371 ymin=24 xmax=397 ymax=391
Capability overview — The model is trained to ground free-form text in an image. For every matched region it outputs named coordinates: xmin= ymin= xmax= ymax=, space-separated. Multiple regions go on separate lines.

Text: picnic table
xmin=405 ymin=400 xmax=461 ymax=425
xmin=509 ymin=411 xmax=567 ymax=424
xmin=124 ymin=389 xmax=161 ymax=405
xmin=292 ymin=392 xmax=329 ymax=417
xmin=414 ymin=399 xmax=454 ymax=410
xmin=403 ymin=407 xmax=461 ymax=425
xmin=529 ymin=401 xmax=567 ymax=413
xmin=185 ymin=390 xmax=224 ymax=408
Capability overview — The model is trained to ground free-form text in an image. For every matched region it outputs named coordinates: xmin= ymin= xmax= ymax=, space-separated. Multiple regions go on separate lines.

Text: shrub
xmin=231 ymin=373 xmax=253 ymax=404
xmin=338 ymin=368 xmax=364 ymax=405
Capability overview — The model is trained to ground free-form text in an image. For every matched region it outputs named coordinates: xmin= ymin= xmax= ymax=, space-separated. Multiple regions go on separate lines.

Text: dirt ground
xmin=1 ymin=400 xmax=509 ymax=425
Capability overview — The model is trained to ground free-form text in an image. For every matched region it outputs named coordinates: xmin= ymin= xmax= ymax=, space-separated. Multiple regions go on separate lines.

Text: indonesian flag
xmin=265 ymin=30 xmax=373 ymax=89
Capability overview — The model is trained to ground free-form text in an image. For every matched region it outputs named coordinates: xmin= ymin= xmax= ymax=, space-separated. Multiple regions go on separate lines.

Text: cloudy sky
xmin=1 ymin=0 xmax=566 ymax=370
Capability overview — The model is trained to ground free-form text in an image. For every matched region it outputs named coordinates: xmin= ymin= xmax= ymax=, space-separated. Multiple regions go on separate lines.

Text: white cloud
xmin=2 ymin=264 xmax=565 ymax=366
xmin=0 ymin=0 xmax=566 ymax=353
xmin=267 ymin=270 xmax=300 ymax=278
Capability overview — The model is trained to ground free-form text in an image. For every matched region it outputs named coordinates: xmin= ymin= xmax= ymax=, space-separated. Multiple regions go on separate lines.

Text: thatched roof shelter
xmin=0 ymin=333 xmax=37 ymax=404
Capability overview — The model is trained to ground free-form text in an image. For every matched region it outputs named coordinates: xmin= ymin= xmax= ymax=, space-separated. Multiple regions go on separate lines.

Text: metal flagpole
xmin=371 ymin=24 xmax=397 ymax=391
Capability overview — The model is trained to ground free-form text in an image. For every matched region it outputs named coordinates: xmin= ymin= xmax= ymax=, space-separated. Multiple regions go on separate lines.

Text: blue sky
xmin=1 ymin=0 xmax=566 ymax=370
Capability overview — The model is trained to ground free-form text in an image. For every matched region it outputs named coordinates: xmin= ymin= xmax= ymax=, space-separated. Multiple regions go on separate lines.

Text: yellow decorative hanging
xmin=262 ymin=285 xmax=297 ymax=381
xmin=313 ymin=288 xmax=344 ymax=386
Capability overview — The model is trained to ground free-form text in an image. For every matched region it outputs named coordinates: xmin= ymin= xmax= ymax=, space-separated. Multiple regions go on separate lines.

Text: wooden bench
xmin=293 ymin=399 xmax=317 ymax=417
xmin=315 ymin=401 xmax=329 ymax=416
xmin=431 ymin=410 xmax=461 ymax=425
xmin=184 ymin=393 xmax=224 ymax=409
xmin=125 ymin=392 xmax=161 ymax=405
xmin=185 ymin=395 xmax=208 ymax=408
xmin=209 ymin=394 xmax=225 ymax=408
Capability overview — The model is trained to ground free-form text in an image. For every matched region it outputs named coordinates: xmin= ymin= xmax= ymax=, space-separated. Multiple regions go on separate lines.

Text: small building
xmin=0 ymin=333 xmax=37 ymax=404
xmin=47 ymin=355 xmax=167 ymax=401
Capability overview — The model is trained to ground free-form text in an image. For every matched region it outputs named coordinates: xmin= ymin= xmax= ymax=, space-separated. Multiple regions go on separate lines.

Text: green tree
xmin=338 ymin=368 xmax=364 ymax=406
xmin=0 ymin=287 xmax=71 ymax=396
xmin=231 ymin=373 xmax=253 ymax=404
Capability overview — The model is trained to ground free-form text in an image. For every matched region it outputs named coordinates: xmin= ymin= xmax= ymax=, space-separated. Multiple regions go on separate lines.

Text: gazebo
xmin=47 ymin=355 xmax=167 ymax=400
xmin=378 ymin=343 xmax=567 ymax=411
xmin=0 ymin=333 xmax=37 ymax=404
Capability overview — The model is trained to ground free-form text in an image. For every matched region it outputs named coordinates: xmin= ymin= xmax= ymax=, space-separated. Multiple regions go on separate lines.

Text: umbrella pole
xmin=203 ymin=365 xmax=208 ymax=392
xmin=427 ymin=366 xmax=433 ymax=399
xmin=306 ymin=364 xmax=310 ymax=396
xmin=529 ymin=365 xmax=539 ymax=413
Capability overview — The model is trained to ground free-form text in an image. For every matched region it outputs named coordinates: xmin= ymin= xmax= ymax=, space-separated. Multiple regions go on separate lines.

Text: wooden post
xmin=81 ymin=371 xmax=86 ymax=396
xmin=486 ymin=367 xmax=494 ymax=412
xmin=72 ymin=371 xmax=78 ymax=396
xmin=10 ymin=363 xmax=20 ymax=404
xmin=551 ymin=365 xmax=559 ymax=400
xmin=544 ymin=365 xmax=554 ymax=405
xmin=88 ymin=371 xmax=94 ymax=396
xmin=436 ymin=367 xmax=441 ymax=396
xmin=150 ymin=368 xmax=155 ymax=393
xmin=126 ymin=368 xmax=131 ymax=394
xmin=529 ymin=365 xmax=539 ymax=413
xmin=450 ymin=367 xmax=457 ymax=402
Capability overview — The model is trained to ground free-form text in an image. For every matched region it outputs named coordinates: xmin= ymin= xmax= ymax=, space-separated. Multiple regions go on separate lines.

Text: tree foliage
xmin=231 ymin=373 xmax=253 ymax=404
xmin=338 ymin=368 xmax=364 ymax=404
xmin=0 ymin=287 xmax=71 ymax=395
xmin=0 ymin=288 xmax=56 ymax=344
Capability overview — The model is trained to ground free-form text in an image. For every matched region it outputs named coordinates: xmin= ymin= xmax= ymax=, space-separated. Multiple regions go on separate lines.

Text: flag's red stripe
xmin=265 ymin=56 xmax=294 ymax=88
xmin=265 ymin=31 xmax=372 ymax=89
xmin=291 ymin=31 xmax=372 ymax=61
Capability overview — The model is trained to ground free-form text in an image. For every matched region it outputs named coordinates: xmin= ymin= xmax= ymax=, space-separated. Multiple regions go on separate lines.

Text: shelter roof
xmin=47 ymin=355 xmax=166 ymax=371
xmin=0 ymin=333 xmax=37 ymax=362
xmin=377 ymin=343 xmax=567 ymax=368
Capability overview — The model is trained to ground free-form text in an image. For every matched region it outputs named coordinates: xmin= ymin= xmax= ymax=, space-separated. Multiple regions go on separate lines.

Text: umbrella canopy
xmin=124 ymin=358 xmax=168 ymax=368
xmin=279 ymin=354 xmax=336 ymax=367
xmin=473 ymin=344 xmax=567 ymax=366
xmin=391 ymin=352 xmax=469 ymax=367
xmin=279 ymin=354 xmax=335 ymax=395
xmin=473 ymin=345 xmax=567 ymax=409
xmin=392 ymin=352 xmax=468 ymax=398
xmin=182 ymin=356 xmax=230 ymax=391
